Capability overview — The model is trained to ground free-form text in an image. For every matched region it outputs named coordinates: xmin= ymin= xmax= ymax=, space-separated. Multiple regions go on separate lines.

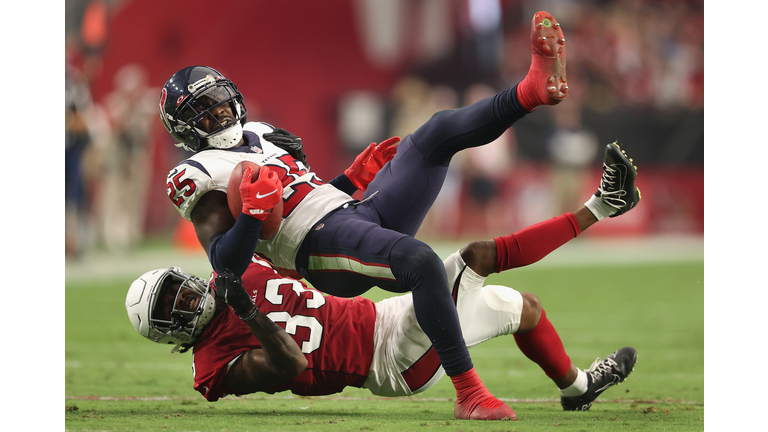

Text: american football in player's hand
xmin=227 ymin=161 xmax=283 ymax=240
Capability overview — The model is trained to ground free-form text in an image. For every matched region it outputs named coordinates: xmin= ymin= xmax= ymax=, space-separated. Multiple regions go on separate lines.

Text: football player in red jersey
xmin=158 ymin=11 xmax=640 ymax=420
xmin=127 ymin=142 xmax=640 ymax=418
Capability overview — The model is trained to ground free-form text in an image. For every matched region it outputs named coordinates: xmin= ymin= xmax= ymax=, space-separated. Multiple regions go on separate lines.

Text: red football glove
xmin=344 ymin=136 xmax=401 ymax=190
xmin=240 ymin=165 xmax=283 ymax=221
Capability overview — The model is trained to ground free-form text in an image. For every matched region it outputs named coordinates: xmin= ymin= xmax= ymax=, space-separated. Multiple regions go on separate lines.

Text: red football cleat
xmin=454 ymin=397 xmax=517 ymax=421
xmin=517 ymin=11 xmax=568 ymax=110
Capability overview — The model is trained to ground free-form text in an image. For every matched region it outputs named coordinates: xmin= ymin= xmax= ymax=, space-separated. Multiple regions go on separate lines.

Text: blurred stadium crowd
xmin=65 ymin=0 xmax=703 ymax=259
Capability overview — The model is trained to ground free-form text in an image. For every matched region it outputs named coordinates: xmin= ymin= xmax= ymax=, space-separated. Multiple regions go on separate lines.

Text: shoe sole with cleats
xmin=530 ymin=11 xmax=568 ymax=102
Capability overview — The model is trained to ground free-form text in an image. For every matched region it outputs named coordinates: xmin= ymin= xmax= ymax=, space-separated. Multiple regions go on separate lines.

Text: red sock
xmin=450 ymin=368 xmax=504 ymax=410
xmin=516 ymin=64 xmax=550 ymax=112
xmin=513 ymin=309 xmax=571 ymax=379
xmin=493 ymin=212 xmax=580 ymax=273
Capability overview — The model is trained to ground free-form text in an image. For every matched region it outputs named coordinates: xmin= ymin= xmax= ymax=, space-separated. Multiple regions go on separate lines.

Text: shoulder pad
xmin=243 ymin=122 xmax=275 ymax=135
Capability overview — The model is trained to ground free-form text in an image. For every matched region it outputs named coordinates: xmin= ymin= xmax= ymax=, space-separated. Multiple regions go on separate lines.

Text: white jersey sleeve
xmin=166 ymin=121 xmax=354 ymax=269
xmin=167 ymin=122 xmax=295 ymax=221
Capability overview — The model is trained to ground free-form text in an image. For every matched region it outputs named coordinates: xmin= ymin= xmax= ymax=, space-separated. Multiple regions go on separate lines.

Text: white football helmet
xmin=125 ymin=267 xmax=217 ymax=352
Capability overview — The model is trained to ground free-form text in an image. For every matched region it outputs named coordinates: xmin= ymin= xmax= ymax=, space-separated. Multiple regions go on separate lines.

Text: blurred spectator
xmin=338 ymin=90 xmax=386 ymax=153
xmin=458 ymin=83 xmax=517 ymax=237
xmin=97 ymin=64 xmax=158 ymax=251
xmin=80 ymin=0 xmax=108 ymax=81
xmin=65 ymin=65 xmax=94 ymax=258
xmin=418 ymin=85 xmax=462 ymax=239
xmin=388 ymin=75 xmax=438 ymax=139
xmin=547 ymin=101 xmax=600 ymax=215
xmin=385 ymin=76 xmax=467 ymax=239
xmin=501 ymin=0 xmax=704 ymax=112
xmin=65 ymin=0 xmax=703 ymax=250
xmin=464 ymin=0 xmax=504 ymax=77
xmin=65 ymin=0 xmax=115 ymax=258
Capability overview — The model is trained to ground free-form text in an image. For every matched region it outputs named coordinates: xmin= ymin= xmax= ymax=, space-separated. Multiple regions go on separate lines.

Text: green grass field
xmin=65 ymin=236 xmax=704 ymax=431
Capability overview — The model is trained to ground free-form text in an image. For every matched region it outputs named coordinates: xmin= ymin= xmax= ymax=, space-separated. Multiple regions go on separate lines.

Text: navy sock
xmin=494 ymin=84 xmax=533 ymax=123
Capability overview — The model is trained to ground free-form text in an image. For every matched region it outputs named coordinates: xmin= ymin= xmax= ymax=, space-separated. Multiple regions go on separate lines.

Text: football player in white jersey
xmin=158 ymin=11 xmax=640 ymax=420
xmin=128 ymin=171 xmax=639 ymax=414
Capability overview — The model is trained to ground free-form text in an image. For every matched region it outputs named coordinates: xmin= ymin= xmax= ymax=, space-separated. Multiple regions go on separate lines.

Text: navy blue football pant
xmin=297 ymin=86 xmax=530 ymax=376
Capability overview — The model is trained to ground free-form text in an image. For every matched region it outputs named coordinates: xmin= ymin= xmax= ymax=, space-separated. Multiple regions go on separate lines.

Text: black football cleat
xmin=594 ymin=142 xmax=641 ymax=217
xmin=561 ymin=347 xmax=638 ymax=411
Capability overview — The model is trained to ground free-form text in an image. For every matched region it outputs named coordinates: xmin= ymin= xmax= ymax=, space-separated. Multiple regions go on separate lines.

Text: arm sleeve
xmin=328 ymin=173 xmax=357 ymax=196
xmin=208 ymin=214 xmax=264 ymax=277
xmin=493 ymin=212 xmax=581 ymax=273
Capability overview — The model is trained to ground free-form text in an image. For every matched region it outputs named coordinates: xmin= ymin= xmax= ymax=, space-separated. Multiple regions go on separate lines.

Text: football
xmin=227 ymin=160 xmax=283 ymax=240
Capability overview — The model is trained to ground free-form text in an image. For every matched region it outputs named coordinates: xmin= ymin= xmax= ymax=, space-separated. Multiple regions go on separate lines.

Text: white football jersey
xmin=166 ymin=121 xmax=354 ymax=269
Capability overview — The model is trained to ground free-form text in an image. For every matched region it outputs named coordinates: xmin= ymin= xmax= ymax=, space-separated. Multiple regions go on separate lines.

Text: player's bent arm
xmin=191 ymin=190 xmax=263 ymax=276
xmin=224 ymin=311 xmax=308 ymax=393
xmin=190 ymin=191 xmax=236 ymax=252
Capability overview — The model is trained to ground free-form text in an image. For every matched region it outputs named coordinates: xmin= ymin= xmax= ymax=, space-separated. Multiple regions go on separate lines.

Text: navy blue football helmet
xmin=159 ymin=66 xmax=248 ymax=152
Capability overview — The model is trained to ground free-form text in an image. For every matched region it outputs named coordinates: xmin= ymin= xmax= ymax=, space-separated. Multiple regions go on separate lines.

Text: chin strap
xmin=171 ymin=343 xmax=193 ymax=354
xmin=206 ymin=122 xmax=244 ymax=149
xmin=174 ymin=141 xmax=196 ymax=152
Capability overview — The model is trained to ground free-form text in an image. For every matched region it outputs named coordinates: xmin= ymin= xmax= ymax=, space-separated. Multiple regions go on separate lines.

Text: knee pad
xmin=482 ymin=285 xmax=524 ymax=314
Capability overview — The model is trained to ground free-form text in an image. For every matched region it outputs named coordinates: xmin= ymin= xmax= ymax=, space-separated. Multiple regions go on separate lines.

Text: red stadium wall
xmin=89 ymin=0 xmax=407 ymax=234
xmin=86 ymin=0 xmax=703 ymax=240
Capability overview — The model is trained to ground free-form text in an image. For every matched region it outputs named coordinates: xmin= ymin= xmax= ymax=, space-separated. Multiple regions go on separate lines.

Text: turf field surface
xmin=65 ymin=235 xmax=704 ymax=431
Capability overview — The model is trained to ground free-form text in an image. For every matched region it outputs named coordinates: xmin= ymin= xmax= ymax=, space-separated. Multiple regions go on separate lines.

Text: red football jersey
xmin=192 ymin=256 xmax=377 ymax=401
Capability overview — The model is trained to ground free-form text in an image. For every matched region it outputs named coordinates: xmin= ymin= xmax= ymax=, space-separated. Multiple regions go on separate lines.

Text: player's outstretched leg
xmin=516 ymin=11 xmax=568 ymax=111
xmin=561 ymin=347 xmax=638 ymax=411
xmin=387 ymin=237 xmax=515 ymax=421
xmin=364 ymin=10 xmax=569 ymax=237
xmin=584 ymin=142 xmax=641 ymax=220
